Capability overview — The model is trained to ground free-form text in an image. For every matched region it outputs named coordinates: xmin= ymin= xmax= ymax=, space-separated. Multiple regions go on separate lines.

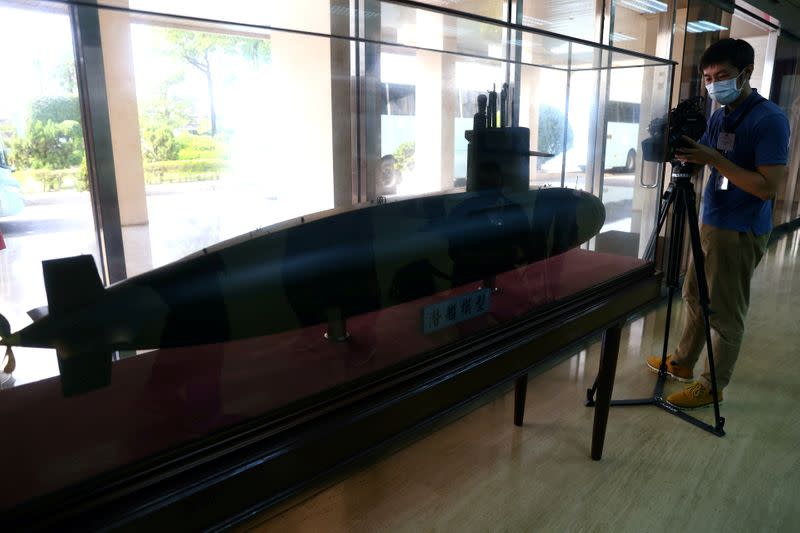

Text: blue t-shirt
xmin=699 ymin=90 xmax=790 ymax=235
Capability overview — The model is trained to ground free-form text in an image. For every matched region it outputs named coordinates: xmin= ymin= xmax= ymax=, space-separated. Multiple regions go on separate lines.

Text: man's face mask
xmin=705 ymin=70 xmax=747 ymax=105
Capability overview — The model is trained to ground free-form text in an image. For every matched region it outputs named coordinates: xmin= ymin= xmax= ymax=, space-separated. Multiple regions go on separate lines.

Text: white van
xmin=541 ymin=100 xmax=640 ymax=175
xmin=605 ymin=121 xmax=639 ymax=171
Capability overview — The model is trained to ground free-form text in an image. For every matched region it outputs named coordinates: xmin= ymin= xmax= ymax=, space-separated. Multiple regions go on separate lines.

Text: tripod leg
xmin=586 ymin=375 xmax=599 ymax=407
xmin=514 ymin=374 xmax=528 ymax=426
xmin=683 ymin=194 xmax=724 ymax=430
xmin=650 ymin=187 xmax=688 ymax=395
xmin=588 ymin=187 xmax=676 ymax=406
xmin=644 ymin=185 xmax=675 ymax=262
xmin=653 ymin=286 xmax=675 ymax=396
xmin=591 ymin=177 xmax=725 ymax=438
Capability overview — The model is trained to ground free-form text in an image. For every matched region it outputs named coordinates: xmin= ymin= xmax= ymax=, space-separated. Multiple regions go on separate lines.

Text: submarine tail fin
xmin=27 ymin=306 xmax=49 ymax=322
xmin=42 ymin=255 xmax=104 ymax=315
xmin=42 ymin=256 xmax=110 ymax=396
xmin=57 ymin=347 xmax=112 ymax=397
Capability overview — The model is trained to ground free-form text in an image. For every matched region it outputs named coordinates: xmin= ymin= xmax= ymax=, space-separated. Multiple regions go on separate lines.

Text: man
xmin=645 ymin=38 xmax=790 ymax=408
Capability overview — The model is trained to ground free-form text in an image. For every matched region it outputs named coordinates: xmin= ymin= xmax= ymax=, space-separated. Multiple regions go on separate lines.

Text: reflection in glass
xmin=521 ymin=0 xmax=600 ymax=43
xmin=730 ymin=9 xmax=777 ymax=100
xmin=408 ymin=0 xmax=506 ymax=21
xmin=0 ymin=1 xmax=100 ymax=385
xmin=0 ymin=0 xmax=683 ymax=511
xmin=118 ymin=16 xmax=336 ymax=273
xmin=374 ymin=36 xmax=511 ymax=199
xmin=678 ymin=3 xmax=732 ymax=100
xmin=611 ymin=0 xmax=674 ymax=57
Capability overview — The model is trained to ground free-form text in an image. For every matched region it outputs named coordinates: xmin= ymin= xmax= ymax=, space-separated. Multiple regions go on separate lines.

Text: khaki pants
xmin=673 ymin=224 xmax=769 ymax=391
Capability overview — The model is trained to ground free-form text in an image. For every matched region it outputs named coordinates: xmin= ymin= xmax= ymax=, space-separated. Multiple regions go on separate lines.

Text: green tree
xmin=54 ymin=54 xmax=79 ymax=94
xmin=393 ymin=141 xmax=415 ymax=173
xmin=11 ymin=119 xmax=84 ymax=191
xmin=75 ymin=156 xmax=89 ymax=192
xmin=142 ymin=126 xmax=180 ymax=162
xmin=29 ymin=96 xmax=81 ymax=125
xmin=0 ymin=123 xmax=17 ymax=164
xmin=12 ymin=120 xmax=84 ymax=171
xmin=140 ymin=93 xmax=193 ymax=133
xmin=537 ymin=105 xmax=574 ymax=161
xmin=161 ymin=29 xmax=270 ymax=136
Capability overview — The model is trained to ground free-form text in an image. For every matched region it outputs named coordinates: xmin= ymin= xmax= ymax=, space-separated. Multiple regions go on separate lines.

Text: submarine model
xmin=0 ymin=86 xmax=604 ymax=397
xmin=0 ymin=187 xmax=604 ymax=396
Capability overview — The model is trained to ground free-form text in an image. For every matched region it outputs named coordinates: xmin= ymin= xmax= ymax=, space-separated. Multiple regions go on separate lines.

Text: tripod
xmin=586 ymin=162 xmax=725 ymax=437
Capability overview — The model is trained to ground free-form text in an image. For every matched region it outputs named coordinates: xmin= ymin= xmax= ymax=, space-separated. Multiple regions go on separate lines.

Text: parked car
xmin=0 ymin=137 xmax=24 ymax=218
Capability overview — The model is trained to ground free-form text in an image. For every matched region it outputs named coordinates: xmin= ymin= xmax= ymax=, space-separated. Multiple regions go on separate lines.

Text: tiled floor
xmin=243 ymin=230 xmax=800 ymax=532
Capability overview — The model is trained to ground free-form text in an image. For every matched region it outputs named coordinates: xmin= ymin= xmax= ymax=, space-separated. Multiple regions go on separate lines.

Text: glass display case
xmin=0 ymin=0 xmax=674 ymax=527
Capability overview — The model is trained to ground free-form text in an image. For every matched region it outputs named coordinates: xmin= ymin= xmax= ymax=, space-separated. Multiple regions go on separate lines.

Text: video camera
xmin=641 ymin=96 xmax=707 ymax=164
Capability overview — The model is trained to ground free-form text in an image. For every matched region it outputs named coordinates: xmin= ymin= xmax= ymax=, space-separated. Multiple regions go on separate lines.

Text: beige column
xmin=415 ymin=11 xmax=446 ymax=194
xmin=98 ymin=9 xmax=148 ymax=227
xmin=266 ymin=1 xmax=334 ymax=217
xmin=440 ymin=51 xmax=457 ymax=191
xmin=330 ymin=0 xmax=355 ymax=208
xmin=415 ymin=49 xmax=443 ymax=193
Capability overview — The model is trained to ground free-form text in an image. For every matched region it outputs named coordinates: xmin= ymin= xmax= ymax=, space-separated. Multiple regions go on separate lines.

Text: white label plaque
xmin=422 ymin=288 xmax=492 ymax=334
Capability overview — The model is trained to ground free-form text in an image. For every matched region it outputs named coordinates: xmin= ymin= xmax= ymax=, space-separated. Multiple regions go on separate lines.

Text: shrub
xmin=142 ymin=126 xmax=180 ymax=162
xmin=15 ymin=159 xmax=225 ymax=192
xmin=11 ymin=119 xmax=85 ymax=175
xmin=393 ymin=141 xmax=415 ymax=173
xmin=537 ymin=105 xmax=574 ymax=160
xmin=75 ymin=157 xmax=89 ymax=192
xmin=143 ymin=158 xmax=226 ymax=184
xmin=14 ymin=167 xmax=84 ymax=192
xmin=176 ymin=133 xmax=228 ymax=160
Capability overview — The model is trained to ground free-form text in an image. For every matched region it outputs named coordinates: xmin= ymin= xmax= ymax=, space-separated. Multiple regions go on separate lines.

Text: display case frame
xmin=0 ymin=0 xmax=677 ymax=528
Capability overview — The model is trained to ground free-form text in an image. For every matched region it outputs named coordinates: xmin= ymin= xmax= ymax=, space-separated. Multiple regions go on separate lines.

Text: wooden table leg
xmin=514 ymin=374 xmax=528 ymax=426
xmin=591 ymin=323 xmax=622 ymax=460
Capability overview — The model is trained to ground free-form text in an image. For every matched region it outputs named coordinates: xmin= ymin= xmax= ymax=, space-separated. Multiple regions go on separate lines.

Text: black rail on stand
xmin=586 ymin=163 xmax=725 ymax=437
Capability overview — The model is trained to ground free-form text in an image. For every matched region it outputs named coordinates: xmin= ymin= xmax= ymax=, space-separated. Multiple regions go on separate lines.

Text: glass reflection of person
xmin=377 ymin=154 xmax=401 ymax=196
xmin=646 ymin=39 xmax=790 ymax=408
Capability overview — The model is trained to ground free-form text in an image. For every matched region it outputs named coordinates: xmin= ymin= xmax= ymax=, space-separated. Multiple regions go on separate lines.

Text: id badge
xmin=717 ymin=132 xmax=735 ymax=153
xmin=716 ymin=175 xmax=730 ymax=191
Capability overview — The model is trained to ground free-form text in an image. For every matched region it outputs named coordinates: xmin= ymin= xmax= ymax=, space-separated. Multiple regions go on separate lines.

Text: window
xmin=0 ymin=1 xmax=99 ymax=385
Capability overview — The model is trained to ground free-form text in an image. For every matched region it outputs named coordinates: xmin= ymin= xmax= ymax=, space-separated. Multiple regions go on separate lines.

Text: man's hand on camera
xmin=675 ymin=135 xmax=783 ymax=200
xmin=676 ymin=136 xmax=721 ymax=166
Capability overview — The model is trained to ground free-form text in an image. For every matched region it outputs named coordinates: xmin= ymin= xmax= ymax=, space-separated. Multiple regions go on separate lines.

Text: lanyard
xmin=722 ymin=94 xmax=766 ymax=134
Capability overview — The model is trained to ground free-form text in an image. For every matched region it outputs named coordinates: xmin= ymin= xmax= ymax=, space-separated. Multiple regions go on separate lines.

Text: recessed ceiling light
xmin=612 ymin=32 xmax=636 ymax=42
xmin=618 ymin=0 xmax=668 ymax=14
xmin=522 ymin=15 xmax=550 ymax=26
xmin=686 ymin=20 xmax=729 ymax=33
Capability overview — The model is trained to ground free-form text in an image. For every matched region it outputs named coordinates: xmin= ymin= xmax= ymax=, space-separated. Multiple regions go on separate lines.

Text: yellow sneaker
xmin=646 ymin=354 xmax=693 ymax=382
xmin=666 ymin=382 xmax=723 ymax=409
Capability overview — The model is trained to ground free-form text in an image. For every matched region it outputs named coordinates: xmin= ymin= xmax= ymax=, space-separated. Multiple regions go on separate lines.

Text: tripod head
xmin=669 ymin=161 xmax=698 ymax=183
xmin=644 ymin=159 xmax=701 ymax=260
